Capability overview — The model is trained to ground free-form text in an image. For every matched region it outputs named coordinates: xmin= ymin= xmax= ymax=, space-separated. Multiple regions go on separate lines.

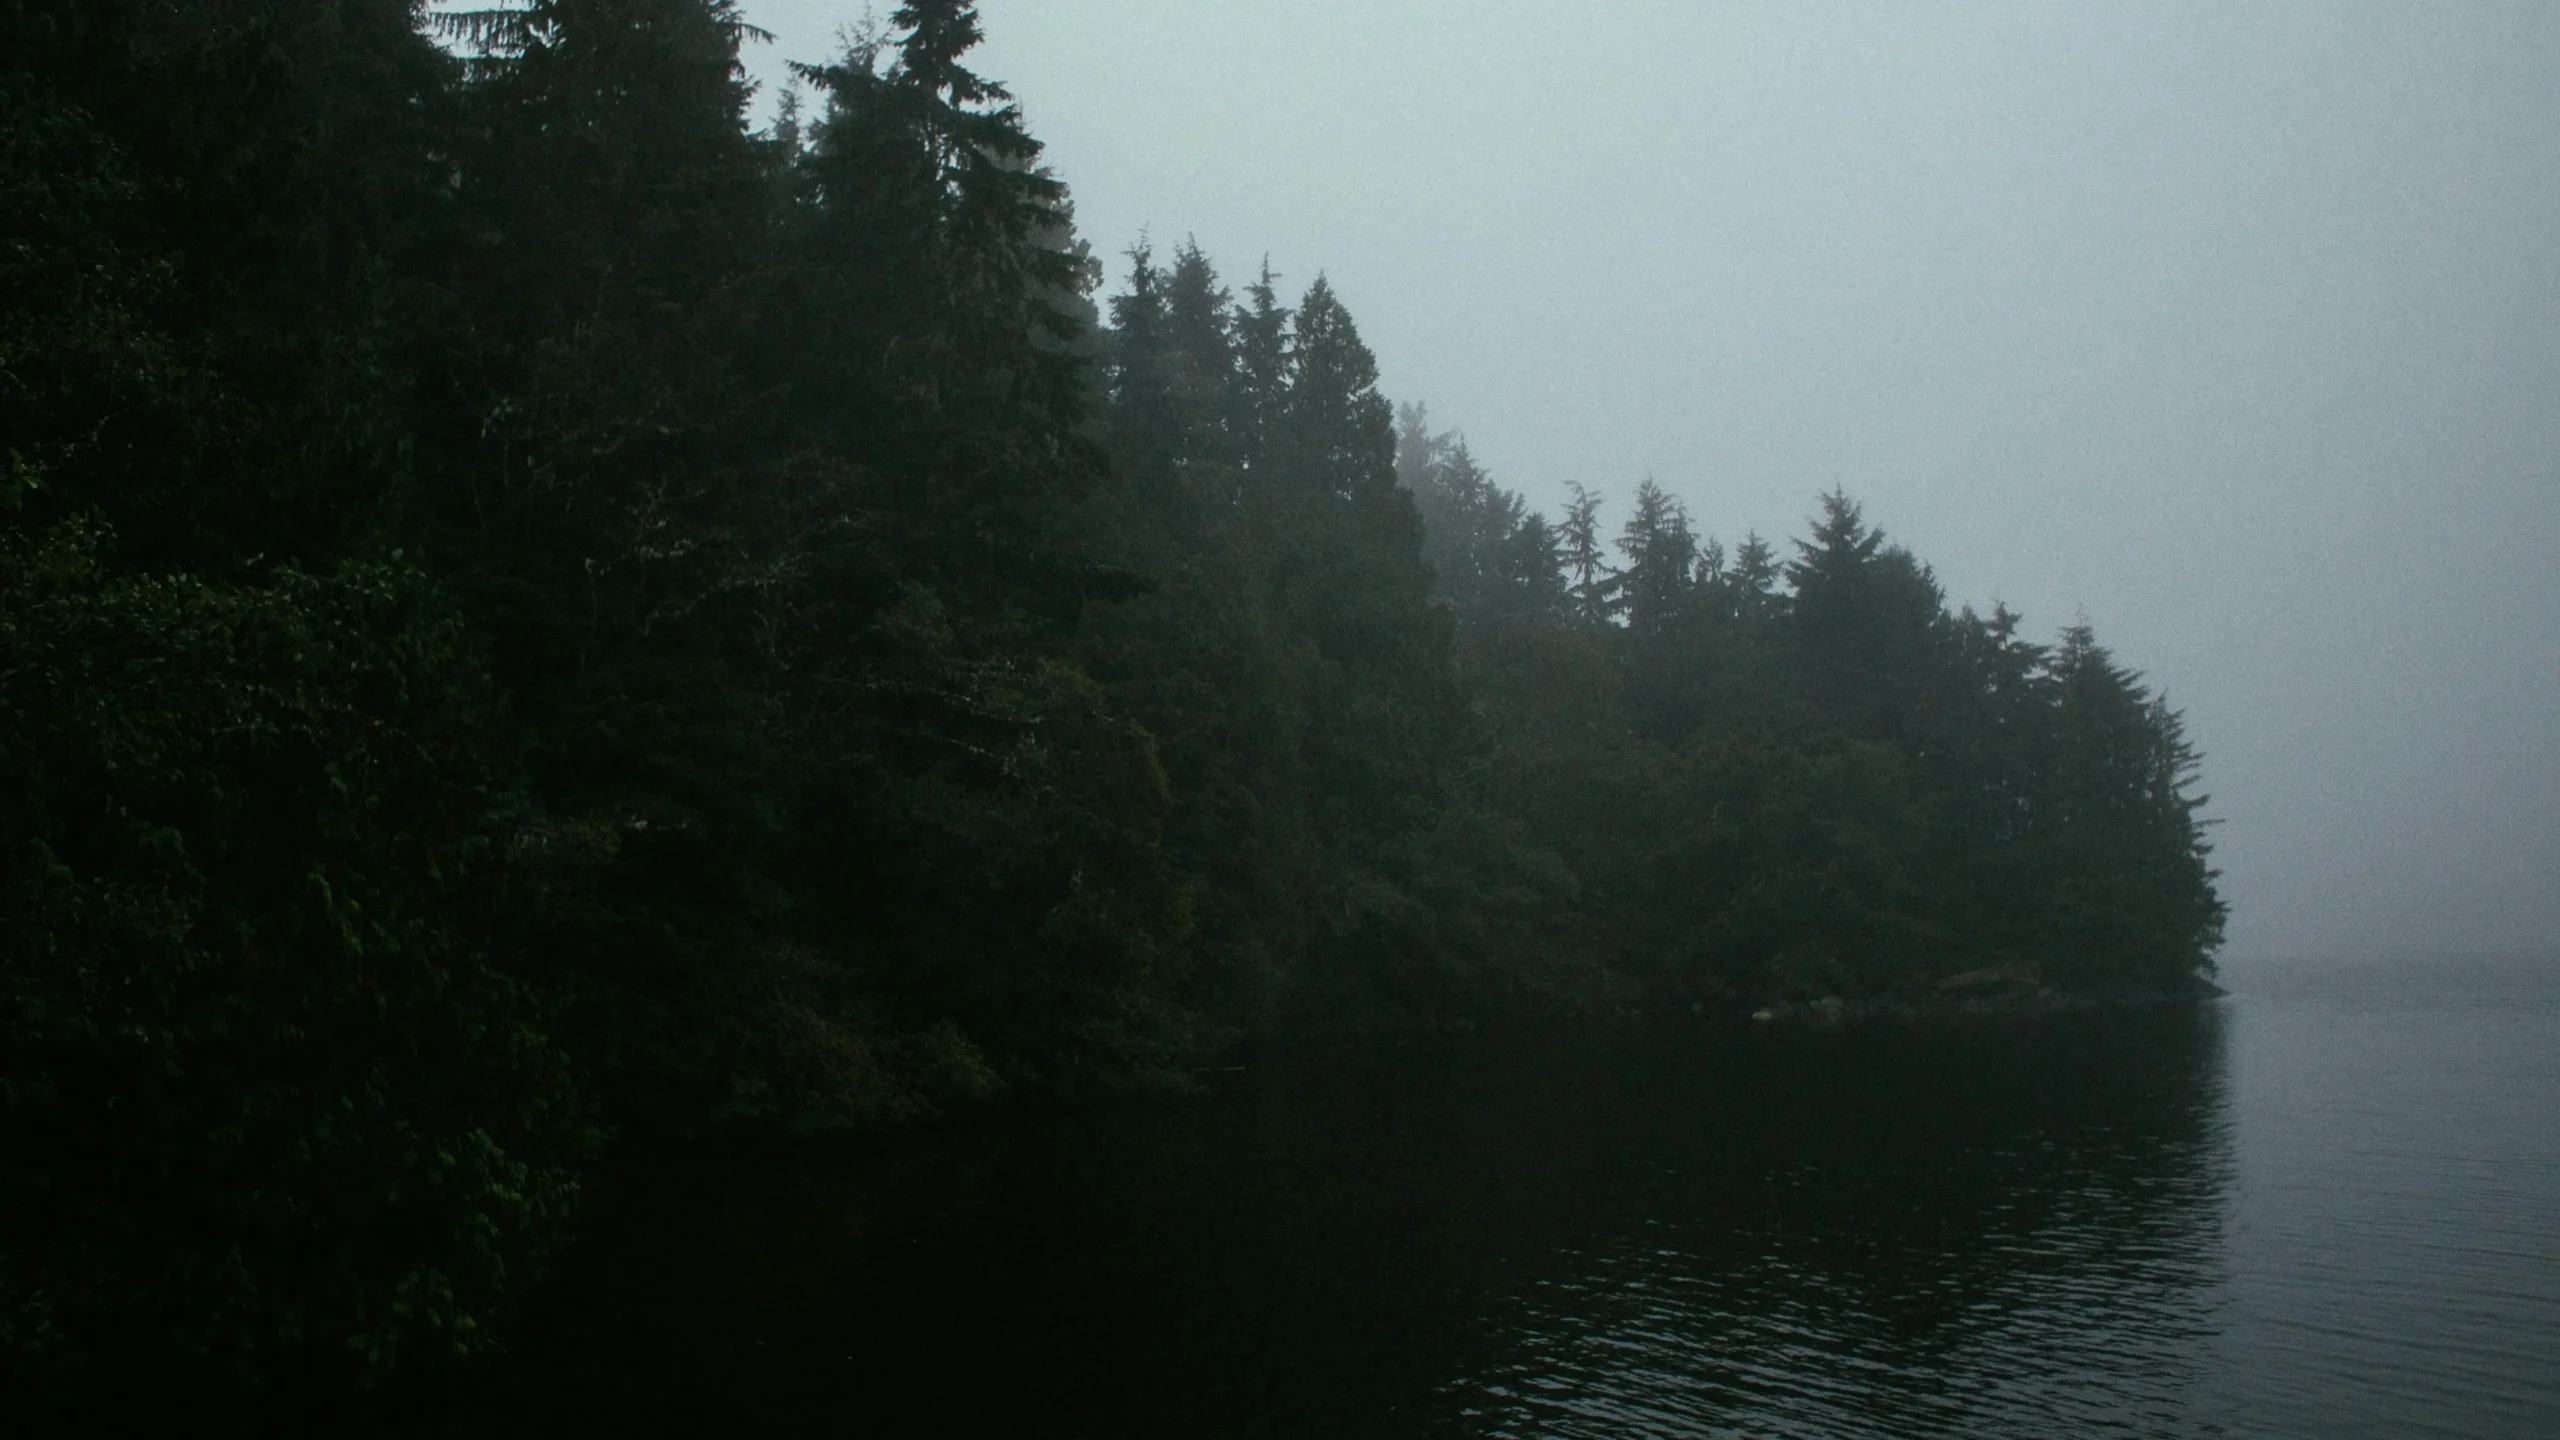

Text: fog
xmin=739 ymin=1 xmax=2560 ymax=963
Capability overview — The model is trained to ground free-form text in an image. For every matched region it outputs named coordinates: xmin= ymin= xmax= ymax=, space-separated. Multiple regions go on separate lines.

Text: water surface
xmin=394 ymin=957 xmax=2558 ymax=1437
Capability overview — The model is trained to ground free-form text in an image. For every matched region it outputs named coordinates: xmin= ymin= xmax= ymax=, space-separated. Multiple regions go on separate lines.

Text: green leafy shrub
xmin=0 ymin=522 xmax=594 ymax=1385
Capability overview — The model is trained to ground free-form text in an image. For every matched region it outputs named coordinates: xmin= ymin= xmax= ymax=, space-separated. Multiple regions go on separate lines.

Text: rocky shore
xmin=1748 ymin=962 xmax=2228 ymax=1025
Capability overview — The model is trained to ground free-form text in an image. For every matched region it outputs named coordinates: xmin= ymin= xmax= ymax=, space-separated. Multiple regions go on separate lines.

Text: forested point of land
xmin=0 ymin=0 xmax=2223 ymax=1390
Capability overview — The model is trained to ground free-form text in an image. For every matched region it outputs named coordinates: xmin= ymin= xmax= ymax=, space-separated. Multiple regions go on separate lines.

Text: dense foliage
xmin=0 ymin=0 xmax=2222 ymax=1387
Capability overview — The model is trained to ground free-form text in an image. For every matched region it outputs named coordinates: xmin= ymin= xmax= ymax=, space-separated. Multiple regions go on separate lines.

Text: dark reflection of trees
xmin=357 ymin=1011 xmax=2229 ymax=1439
xmin=1432 ymin=1010 xmax=2235 ymax=1438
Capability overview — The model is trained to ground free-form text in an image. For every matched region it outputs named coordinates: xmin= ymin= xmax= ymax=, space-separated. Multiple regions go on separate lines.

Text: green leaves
xmin=0 ymin=523 xmax=592 ymax=1386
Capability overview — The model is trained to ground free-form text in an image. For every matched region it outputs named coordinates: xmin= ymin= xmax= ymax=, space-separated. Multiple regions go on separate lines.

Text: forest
xmin=0 ymin=0 xmax=2222 ymax=1390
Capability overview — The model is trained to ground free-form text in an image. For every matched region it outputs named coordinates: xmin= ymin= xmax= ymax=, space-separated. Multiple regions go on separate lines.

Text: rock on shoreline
xmin=1749 ymin=970 xmax=2227 ymax=1025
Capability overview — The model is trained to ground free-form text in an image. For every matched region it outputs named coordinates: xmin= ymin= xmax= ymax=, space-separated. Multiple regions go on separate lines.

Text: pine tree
xmin=3 ymin=0 xmax=452 ymax=572
xmin=1398 ymin=411 xmax=1530 ymax=619
xmin=1727 ymin=533 xmax=1783 ymax=616
xmin=1559 ymin=482 xmax=1618 ymax=626
xmin=1616 ymin=479 xmax=1698 ymax=637
xmin=1230 ymin=259 xmax=1292 ymax=471
xmin=1163 ymin=241 xmax=1239 ymax=468
xmin=2038 ymin=624 xmax=2225 ymax=988
xmin=1784 ymin=489 xmax=1948 ymax=740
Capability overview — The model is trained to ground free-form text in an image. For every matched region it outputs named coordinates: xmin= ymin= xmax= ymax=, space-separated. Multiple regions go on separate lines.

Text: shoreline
xmin=1746 ymin=973 xmax=2229 ymax=1027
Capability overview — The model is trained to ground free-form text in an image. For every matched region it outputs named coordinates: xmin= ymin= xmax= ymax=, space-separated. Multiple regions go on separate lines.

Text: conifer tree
xmin=1727 ymin=533 xmax=1784 ymax=614
xmin=1163 ymin=241 xmax=1240 ymax=476
xmin=3 ymin=0 xmax=449 ymax=571
xmin=1784 ymin=489 xmax=1949 ymax=740
xmin=1616 ymin=479 xmax=1698 ymax=637
xmin=2038 ymin=625 xmax=2224 ymax=987
xmin=1230 ymin=259 xmax=1293 ymax=469
xmin=1559 ymin=482 xmax=1618 ymax=626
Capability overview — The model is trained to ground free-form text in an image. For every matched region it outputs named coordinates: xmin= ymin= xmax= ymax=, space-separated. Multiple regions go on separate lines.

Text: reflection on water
xmin=391 ymin=1008 xmax=2259 ymax=1438
xmin=1434 ymin=1014 xmax=2232 ymax=1438
xmin=353 ymin=964 xmax=2560 ymax=1437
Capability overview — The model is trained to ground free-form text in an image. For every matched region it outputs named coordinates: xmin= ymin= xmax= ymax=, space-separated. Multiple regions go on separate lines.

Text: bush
xmin=0 ymin=522 xmax=594 ymax=1385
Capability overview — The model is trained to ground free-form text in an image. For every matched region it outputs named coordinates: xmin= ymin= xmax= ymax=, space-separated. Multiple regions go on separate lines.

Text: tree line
xmin=0 ymin=0 xmax=2222 ymax=1389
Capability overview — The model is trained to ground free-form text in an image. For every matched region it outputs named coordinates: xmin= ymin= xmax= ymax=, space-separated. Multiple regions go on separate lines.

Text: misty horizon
xmin=728 ymin=0 xmax=2560 ymax=964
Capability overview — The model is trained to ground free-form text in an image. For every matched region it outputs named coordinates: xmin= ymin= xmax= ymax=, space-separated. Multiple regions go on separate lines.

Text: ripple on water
xmin=1433 ymin=965 xmax=2557 ymax=1438
xmin=393 ymin=960 xmax=2559 ymax=1440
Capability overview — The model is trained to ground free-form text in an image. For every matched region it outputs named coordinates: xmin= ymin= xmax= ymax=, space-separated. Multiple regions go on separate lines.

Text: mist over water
xmin=2207 ymin=956 xmax=2560 ymax=1437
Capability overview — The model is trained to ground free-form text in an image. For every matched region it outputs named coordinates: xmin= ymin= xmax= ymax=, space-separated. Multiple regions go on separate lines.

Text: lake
xmin=372 ymin=956 xmax=2558 ymax=1437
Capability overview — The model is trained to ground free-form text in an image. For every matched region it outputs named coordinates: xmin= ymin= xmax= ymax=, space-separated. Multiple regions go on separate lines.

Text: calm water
xmin=384 ymin=957 xmax=2557 ymax=1437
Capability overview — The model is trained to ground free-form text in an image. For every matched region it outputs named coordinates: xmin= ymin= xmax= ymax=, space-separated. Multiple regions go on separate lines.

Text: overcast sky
xmin=734 ymin=1 xmax=2560 ymax=962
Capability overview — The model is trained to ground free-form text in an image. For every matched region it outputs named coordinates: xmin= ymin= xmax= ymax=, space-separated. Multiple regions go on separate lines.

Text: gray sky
xmin=738 ymin=1 xmax=2560 ymax=962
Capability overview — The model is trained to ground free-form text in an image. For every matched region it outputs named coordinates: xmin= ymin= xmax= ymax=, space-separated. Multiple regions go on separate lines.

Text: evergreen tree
xmin=1163 ymin=240 xmax=1241 ymax=489
xmin=1559 ymin=482 xmax=1618 ymax=626
xmin=1784 ymin=489 xmax=1951 ymax=740
xmin=2038 ymin=624 xmax=2225 ymax=987
xmin=1400 ymin=414 xmax=1529 ymax=619
xmin=1726 ymin=533 xmax=1784 ymax=615
xmin=1230 ymin=259 xmax=1292 ymax=469
xmin=1616 ymin=479 xmax=1698 ymax=638
xmin=2 ymin=0 xmax=450 ymax=571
